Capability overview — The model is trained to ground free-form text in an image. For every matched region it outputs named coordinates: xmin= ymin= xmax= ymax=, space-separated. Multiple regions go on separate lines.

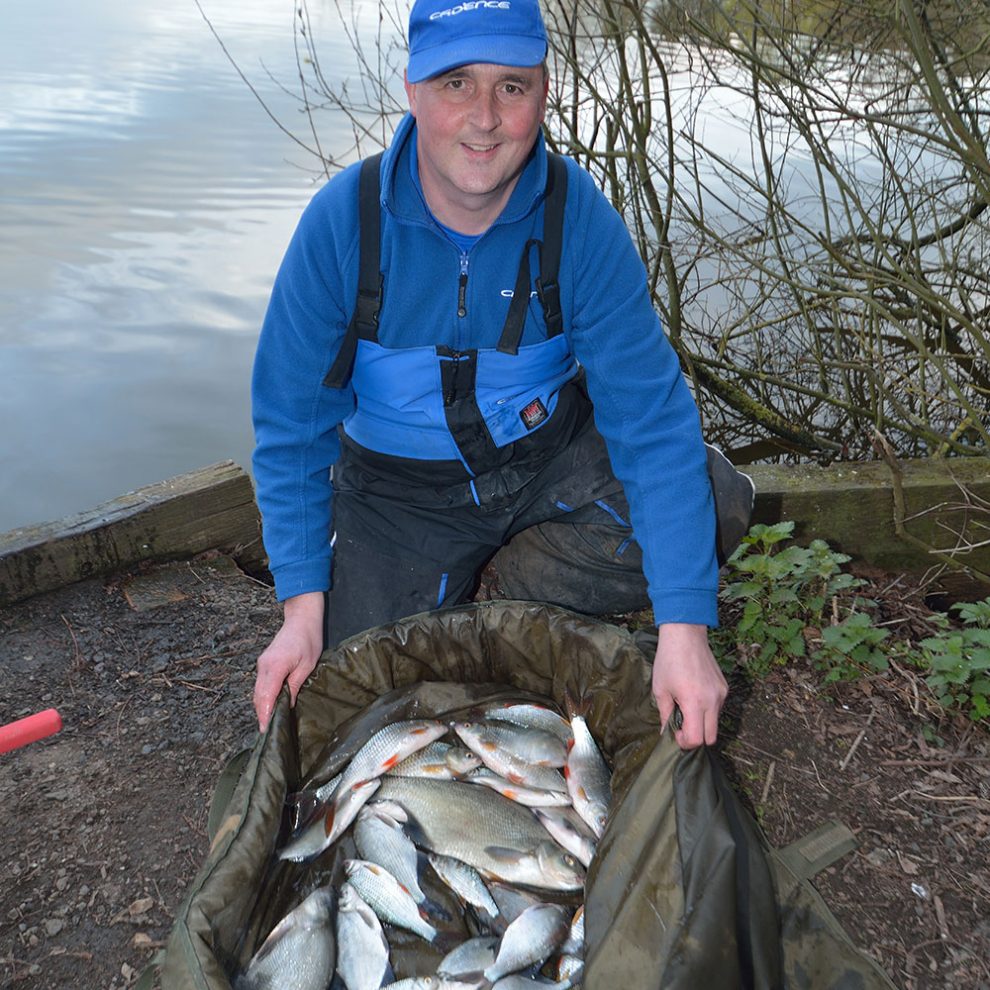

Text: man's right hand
xmin=253 ymin=591 xmax=325 ymax=733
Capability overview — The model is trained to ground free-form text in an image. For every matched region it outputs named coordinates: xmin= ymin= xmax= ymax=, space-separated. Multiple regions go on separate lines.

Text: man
xmin=250 ymin=0 xmax=752 ymax=747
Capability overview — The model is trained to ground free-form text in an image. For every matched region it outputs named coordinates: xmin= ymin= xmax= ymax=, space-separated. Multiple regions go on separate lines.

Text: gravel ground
xmin=1 ymin=553 xmax=987 ymax=989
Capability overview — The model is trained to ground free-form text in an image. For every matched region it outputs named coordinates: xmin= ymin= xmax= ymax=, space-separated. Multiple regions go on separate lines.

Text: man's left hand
xmin=652 ymin=623 xmax=727 ymax=749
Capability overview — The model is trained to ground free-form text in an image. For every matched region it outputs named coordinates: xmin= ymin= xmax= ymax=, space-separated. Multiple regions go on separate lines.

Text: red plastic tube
xmin=0 ymin=709 xmax=63 ymax=754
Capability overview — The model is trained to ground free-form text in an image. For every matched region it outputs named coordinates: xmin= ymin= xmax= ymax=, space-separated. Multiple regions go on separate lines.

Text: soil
xmin=1 ymin=553 xmax=988 ymax=990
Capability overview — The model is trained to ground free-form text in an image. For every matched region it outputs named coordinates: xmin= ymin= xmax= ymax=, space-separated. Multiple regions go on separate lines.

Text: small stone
xmin=44 ymin=918 xmax=65 ymax=936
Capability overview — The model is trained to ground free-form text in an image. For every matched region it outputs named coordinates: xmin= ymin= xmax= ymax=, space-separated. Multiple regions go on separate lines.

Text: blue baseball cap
xmin=407 ymin=0 xmax=548 ymax=84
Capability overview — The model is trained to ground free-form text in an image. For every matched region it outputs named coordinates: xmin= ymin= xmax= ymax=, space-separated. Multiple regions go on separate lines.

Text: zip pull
xmin=457 ymin=253 xmax=469 ymax=318
xmin=442 ymin=349 xmax=465 ymax=406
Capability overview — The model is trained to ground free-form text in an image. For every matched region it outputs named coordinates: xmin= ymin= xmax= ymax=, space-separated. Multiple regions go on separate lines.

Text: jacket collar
xmin=380 ymin=112 xmax=548 ymax=230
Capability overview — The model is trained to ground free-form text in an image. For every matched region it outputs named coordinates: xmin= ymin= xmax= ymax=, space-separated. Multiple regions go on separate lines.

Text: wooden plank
xmin=2 ymin=455 xmax=987 ymax=607
xmin=744 ymin=456 xmax=990 ymax=581
xmin=0 ymin=462 xmax=266 ymax=606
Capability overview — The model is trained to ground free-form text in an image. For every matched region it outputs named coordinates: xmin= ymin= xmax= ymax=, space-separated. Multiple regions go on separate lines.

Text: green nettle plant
xmin=919 ymin=600 xmax=990 ymax=721
xmin=817 ymin=612 xmax=891 ymax=682
xmin=718 ymin=521 xmax=869 ymax=676
xmin=719 ymin=523 xmax=989 ymax=723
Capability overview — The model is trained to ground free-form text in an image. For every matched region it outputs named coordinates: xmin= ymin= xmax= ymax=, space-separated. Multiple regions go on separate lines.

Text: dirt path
xmin=1 ymin=555 xmax=987 ymax=989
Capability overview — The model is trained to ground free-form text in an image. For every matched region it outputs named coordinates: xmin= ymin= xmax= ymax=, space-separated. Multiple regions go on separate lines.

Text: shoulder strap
xmin=322 ymin=152 xmax=385 ymax=389
xmin=497 ymin=153 xmax=569 ymax=354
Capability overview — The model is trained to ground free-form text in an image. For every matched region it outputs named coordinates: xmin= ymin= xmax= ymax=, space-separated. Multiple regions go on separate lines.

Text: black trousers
xmin=325 ymin=419 xmax=754 ymax=649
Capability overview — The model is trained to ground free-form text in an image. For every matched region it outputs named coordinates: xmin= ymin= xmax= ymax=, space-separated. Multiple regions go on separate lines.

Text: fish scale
xmin=336 ymin=720 xmax=450 ymax=795
xmin=375 ymin=776 xmax=585 ymax=890
xmin=564 ymin=714 xmax=611 ymax=838
xmin=344 ymin=858 xmax=439 ymax=944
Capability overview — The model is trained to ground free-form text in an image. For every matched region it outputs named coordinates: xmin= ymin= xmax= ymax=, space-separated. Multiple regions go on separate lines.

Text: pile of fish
xmin=234 ymin=698 xmax=612 ymax=990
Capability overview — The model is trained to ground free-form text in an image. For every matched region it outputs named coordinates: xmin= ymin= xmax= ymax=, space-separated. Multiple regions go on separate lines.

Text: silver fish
xmin=483 ymin=903 xmax=571 ymax=984
xmin=559 ymin=904 xmax=585 ymax=957
xmin=335 ymin=882 xmax=393 ymax=990
xmin=491 ymin=977 xmax=572 ymax=989
xmin=453 ymin=722 xmax=567 ymax=793
xmin=556 ymin=952 xmax=584 ymax=987
xmin=465 ymin=767 xmax=572 ymax=808
xmin=388 ymin=741 xmax=482 ymax=780
xmin=480 ymin=702 xmax=573 ymax=742
xmin=380 ymin=978 xmax=483 ymax=990
xmin=234 ymin=887 xmax=335 ymax=990
xmin=485 ymin=881 xmax=546 ymax=928
xmin=564 ymin=714 xmax=611 ymax=838
xmin=473 ymin=720 xmax=567 ymax=767
xmin=437 ymin=935 xmax=500 ymax=979
xmin=355 ymin=805 xmax=427 ymax=905
xmin=532 ymin=807 xmax=597 ymax=868
xmin=375 ymin=777 xmax=585 ymax=890
xmin=427 ymin=852 xmax=499 ymax=920
xmin=279 ymin=778 xmax=381 ymax=862
xmin=336 ymin=720 xmax=450 ymax=796
xmin=344 ymin=858 xmax=439 ymax=944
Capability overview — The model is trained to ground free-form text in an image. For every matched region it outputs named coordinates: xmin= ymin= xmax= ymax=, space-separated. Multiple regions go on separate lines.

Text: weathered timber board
xmin=745 ymin=457 xmax=990 ymax=581
xmin=2 ymin=456 xmax=988 ymax=607
xmin=0 ymin=462 xmax=266 ymax=606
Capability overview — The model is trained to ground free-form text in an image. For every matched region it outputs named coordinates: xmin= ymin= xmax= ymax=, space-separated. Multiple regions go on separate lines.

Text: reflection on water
xmin=0 ymin=0 xmax=357 ymax=532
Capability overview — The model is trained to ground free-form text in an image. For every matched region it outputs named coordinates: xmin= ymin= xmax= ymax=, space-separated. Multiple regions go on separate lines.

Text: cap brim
xmin=407 ymin=35 xmax=547 ymax=83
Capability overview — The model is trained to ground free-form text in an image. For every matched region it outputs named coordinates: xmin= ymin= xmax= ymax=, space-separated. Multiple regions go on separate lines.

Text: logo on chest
xmin=519 ymin=397 xmax=548 ymax=430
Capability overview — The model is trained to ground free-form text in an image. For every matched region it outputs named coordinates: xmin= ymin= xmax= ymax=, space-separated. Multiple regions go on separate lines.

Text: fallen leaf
xmin=128 ymin=897 xmax=154 ymax=917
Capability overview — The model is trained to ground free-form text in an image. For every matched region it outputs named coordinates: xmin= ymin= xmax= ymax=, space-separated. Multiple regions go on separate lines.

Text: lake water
xmin=0 ymin=0 xmax=366 ymax=533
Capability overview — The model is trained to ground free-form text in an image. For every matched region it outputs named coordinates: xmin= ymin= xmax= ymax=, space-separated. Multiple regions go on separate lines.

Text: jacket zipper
xmin=457 ymin=252 xmax=469 ymax=319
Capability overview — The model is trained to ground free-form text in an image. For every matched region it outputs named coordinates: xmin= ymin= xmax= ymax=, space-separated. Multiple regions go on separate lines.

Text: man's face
xmin=404 ymin=62 xmax=548 ymax=233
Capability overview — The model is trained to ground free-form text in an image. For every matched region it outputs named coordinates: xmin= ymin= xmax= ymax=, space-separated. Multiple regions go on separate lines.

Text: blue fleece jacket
xmin=251 ymin=113 xmax=718 ymax=625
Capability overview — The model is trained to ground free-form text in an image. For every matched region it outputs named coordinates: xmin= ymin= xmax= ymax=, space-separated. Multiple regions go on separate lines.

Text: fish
xmin=436 ymin=935 xmax=500 ymax=980
xmin=564 ymin=713 xmax=611 ymax=838
xmin=465 ymin=720 xmax=567 ymax=768
xmin=375 ymin=777 xmax=585 ymax=890
xmin=490 ymin=975 xmax=574 ymax=989
xmin=465 ymin=767 xmax=572 ymax=808
xmin=335 ymin=882 xmax=393 ymax=990
xmin=380 ymin=978 xmax=483 ymax=990
xmin=426 ymin=852 xmax=500 ymax=921
xmin=559 ymin=904 xmax=585 ymax=957
xmin=279 ymin=778 xmax=381 ymax=862
xmin=532 ymin=807 xmax=597 ymax=868
xmin=344 ymin=859 xmax=440 ymax=945
xmin=388 ymin=741 xmax=482 ymax=780
xmin=234 ymin=886 xmax=336 ymax=990
xmin=336 ymin=720 xmax=450 ymax=797
xmin=485 ymin=881 xmax=547 ymax=929
xmin=355 ymin=805 xmax=428 ymax=905
xmin=480 ymin=702 xmax=573 ymax=743
xmin=490 ymin=977 xmax=572 ymax=989
xmin=452 ymin=722 xmax=567 ymax=793
xmin=483 ymin=903 xmax=572 ymax=984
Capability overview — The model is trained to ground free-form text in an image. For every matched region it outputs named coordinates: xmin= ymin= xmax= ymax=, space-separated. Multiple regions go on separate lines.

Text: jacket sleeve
xmin=251 ymin=174 xmax=360 ymax=601
xmin=562 ymin=163 xmax=719 ymax=627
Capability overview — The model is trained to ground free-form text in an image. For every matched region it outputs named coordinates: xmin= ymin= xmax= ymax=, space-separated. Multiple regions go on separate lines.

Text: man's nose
xmin=469 ymin=89 xmax=501 ymax=129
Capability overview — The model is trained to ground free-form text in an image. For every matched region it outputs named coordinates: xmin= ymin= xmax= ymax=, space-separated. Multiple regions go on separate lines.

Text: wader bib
xmin=320 ymin=153 xmax=753 ymax=646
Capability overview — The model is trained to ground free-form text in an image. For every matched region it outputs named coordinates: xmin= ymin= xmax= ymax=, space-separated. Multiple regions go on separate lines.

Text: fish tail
xmin=563 ymin=687 xmax=591 ymax=721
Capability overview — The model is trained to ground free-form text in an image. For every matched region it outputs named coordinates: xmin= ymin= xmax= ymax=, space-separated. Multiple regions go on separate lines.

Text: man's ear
xmin=404 ymin=69 xmax=417 ymax=116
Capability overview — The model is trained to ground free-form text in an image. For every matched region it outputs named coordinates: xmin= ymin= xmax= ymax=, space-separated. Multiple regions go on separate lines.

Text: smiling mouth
xmin=464 ymin=143 xmax=498 ymax=153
